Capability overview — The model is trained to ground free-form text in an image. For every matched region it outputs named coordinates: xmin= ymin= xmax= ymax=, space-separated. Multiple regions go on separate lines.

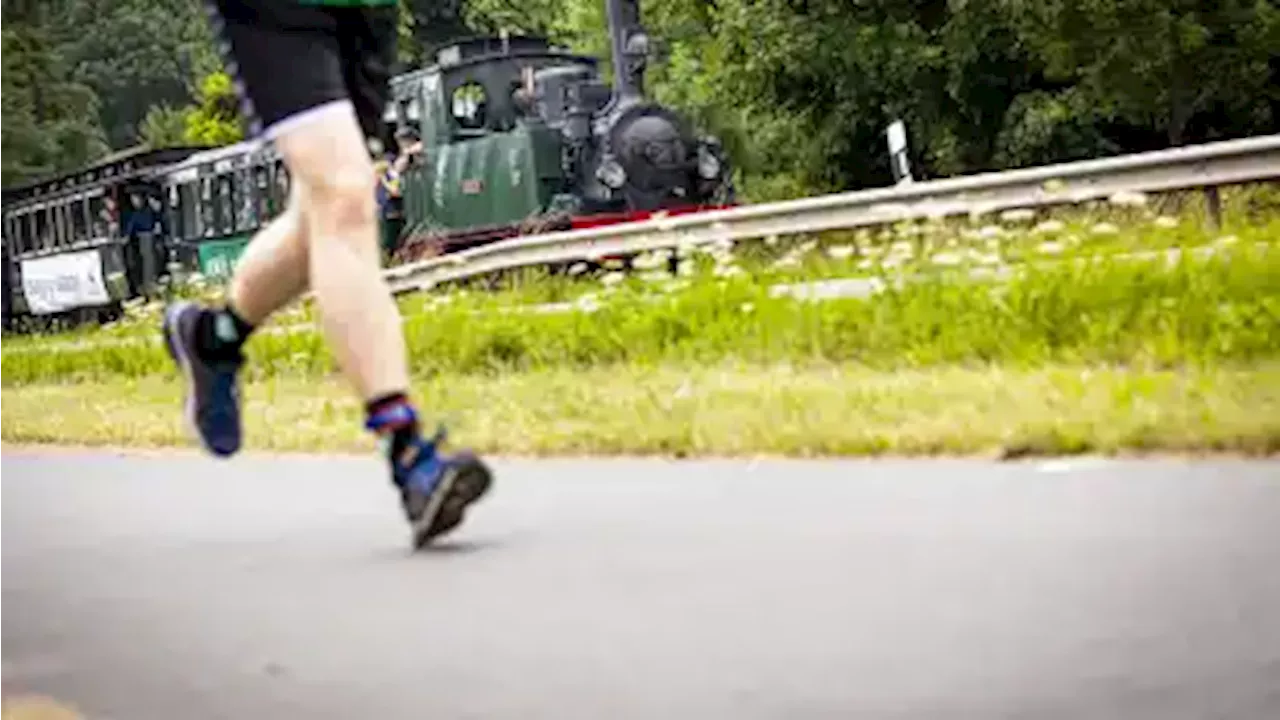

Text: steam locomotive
xmin=385 ymin=0 xmax=735 ymax=260
xmin=0 ymin=0 xmax=735 ymax=331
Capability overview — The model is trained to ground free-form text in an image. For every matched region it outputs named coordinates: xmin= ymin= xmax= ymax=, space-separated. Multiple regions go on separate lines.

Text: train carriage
xmin=1 ymin=145 xmax=207 ymax=331
xmin=159 ymin=140 xmax=290 ymax=281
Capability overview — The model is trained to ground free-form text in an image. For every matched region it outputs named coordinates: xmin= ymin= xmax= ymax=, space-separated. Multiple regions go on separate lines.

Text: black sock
xmin=365 ymin=392 xmax=420 ymax=463
xmin=196 ymin=304 xmax=255 ymax=363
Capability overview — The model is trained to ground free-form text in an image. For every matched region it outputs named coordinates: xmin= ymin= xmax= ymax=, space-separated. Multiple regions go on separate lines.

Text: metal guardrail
xmin=382 ymin=133 xmax=1280 ymax=295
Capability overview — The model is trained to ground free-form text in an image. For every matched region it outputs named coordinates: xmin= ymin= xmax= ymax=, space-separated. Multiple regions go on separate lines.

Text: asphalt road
xmin=3 ymin=450 xmax=1279 ymax=720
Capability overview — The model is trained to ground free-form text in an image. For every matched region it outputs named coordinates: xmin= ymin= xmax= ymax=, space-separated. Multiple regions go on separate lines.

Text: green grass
xmin=3 ymin=187 xmax=1278 ymax=457
xmin=4 ymin=364 xmax=1278 ymax=457
xmin=5 ymin=183 xmax=1276 ymax=351
xmin=3 ymin=236 xmax=1277 ymax=385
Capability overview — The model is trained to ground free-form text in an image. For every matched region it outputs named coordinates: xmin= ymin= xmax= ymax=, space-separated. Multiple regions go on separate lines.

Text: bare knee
xmin=306 ymin=168 xmax=377 ymax=238
xmin=271 ymin=103 xmax=379 ymax=244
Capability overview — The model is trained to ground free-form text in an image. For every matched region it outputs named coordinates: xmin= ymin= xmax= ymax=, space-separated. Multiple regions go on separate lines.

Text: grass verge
xmin=4 ymin=195 xmax=1276 ymax=458
xmin=4 ymin=240 xmax=1278 ymax=385
xmin=3 ymin=363 xmax=1278 ymax=457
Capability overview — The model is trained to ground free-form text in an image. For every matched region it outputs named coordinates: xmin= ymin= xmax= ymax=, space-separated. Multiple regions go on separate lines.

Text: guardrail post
xmin=1203 ymin=186 xmax=1223 ymax=230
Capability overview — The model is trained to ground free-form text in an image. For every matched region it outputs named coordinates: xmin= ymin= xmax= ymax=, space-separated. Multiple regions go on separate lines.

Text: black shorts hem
xmin=202 ymin=0 xmax=396 ymax=145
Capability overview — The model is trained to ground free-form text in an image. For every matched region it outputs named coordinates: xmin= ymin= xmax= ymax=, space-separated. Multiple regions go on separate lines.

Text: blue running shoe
xmin=161 ymin=301 xmax=243 ymax=457
xmin=389 ymin=426 xmax=494 ymax=548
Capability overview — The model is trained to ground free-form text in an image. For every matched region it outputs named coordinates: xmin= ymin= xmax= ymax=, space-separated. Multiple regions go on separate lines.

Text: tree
xmin=138 ymin=103 xmax=193 ymax=148
xmin=62 ymin=0 xmax=220 ymax=149
xmin=999 ymin=0 xmax=1280 ymax=147
xmin=400 ymin=0 xmax=477 ymax=67
xmin=1 ymin=10 xmax=110 ymax=186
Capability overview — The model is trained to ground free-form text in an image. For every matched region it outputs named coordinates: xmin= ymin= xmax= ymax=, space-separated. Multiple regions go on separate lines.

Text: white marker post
xmin=886 ymin=120 xmax=913 ymax=185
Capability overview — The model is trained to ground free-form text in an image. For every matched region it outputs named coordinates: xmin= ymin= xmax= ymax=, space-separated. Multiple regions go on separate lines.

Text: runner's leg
xmin=163 ymin=0 xmax=491 ymax=545
xmin=225 ymin=183 xmax=309 ymax=324
xmin=271 ymin=100 xmax=410 ymax=401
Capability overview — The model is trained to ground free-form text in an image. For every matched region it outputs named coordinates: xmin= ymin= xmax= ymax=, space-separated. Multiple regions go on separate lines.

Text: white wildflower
xmin=575 ymin=294 xmax=601 ymax=313
xmin=826 ymin=245 xmax=855 ymax=260
xmin=711 ymin=236 xmax=735 ymax=254
xmin=978 ymin=225 xmax=1004 ymax=239
xmin=1108 ymin=190 xmax=1148 ymax=207
xmin=1037 ymin=241 xmax=1065 ymax=255
xmin=1215 ymin=235 xmax=1239 ymax=246
xmin=932 ymin=252 xmax=963 ymax=266
xmin=999 ymin=208 xmax=1035 ymax=223
xmin=1091 ymin=222 xmax=1119 ymax=235
xmin=1154 ymin=216 xmax=1179 ymax=229
xmin=772 ymin=256 xmax=801 ymax=269
xmin=601 ymin=271 xmax=626 ymax=286
xmin=889 ymin=240 xmax=914 ymax=257
xmin=568 ymin=262 xmax=589 ymax=275
xmin=632 ymin=251 xmax=667 ymax=271
xmin=969 ymin=250 xmax=1002 ymax=266
xmin=740 ymin=302 xmax=755 ymax=314
xmin=1033 ymin=219 xmax=1065 ymax=234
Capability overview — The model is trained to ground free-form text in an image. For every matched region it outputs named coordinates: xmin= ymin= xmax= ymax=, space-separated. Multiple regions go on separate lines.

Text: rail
xmin=381 ymin=133 xmax=1280 ymax=295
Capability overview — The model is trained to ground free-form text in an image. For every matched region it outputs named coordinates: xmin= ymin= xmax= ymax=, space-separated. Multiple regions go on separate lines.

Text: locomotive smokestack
xmin=605 ymin=0 xmax=648 ymax=106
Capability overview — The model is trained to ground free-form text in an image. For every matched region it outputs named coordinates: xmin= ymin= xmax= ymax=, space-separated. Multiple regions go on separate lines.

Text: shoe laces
xmin=392 ymin=425 xmax=450 ymax=489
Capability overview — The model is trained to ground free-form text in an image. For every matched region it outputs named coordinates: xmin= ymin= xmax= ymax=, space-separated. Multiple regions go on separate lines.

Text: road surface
xmin=3 ymin=450 xmax=1279 ymax=719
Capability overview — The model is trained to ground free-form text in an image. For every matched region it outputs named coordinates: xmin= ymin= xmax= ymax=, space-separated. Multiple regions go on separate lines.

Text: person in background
xmin=371 ymin=137 xmax=403 ymax=257
xmin=393 ymin=125 xmax=423 ymax=175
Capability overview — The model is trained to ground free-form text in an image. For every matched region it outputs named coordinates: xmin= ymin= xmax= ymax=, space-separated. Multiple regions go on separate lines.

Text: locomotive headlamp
xmin=696 ymin=145 xmax=721 ymax=180
xmin=597 ymin=159 xmax=628 ymax=189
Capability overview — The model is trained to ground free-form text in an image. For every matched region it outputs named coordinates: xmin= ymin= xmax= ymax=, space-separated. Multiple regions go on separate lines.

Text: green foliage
xmin=999 ymin=0 xmax=1280 ymax=146
xmin=399 ymin=0 xmax=474 ymax=66
xmin=1 ymin=19 xmax=110 ymax=186
xmin=133 ymin=71 xmax=243 ymax=149
xmin=5 ymin=0 xmax=1277 ymax=201
xmin=462 ymin=0 xmax=1280 ymax=201
xmin=61 ymin=0 xmax=221 ymax=148
xmin=138 ymin=103 xmax=192 ymax=148
xmin=181 ymin=71 xmax=244 ymax=146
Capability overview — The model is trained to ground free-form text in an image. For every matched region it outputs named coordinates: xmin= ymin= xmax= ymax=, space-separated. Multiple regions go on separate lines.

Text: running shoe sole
xmin=410 ymin=451 xmax=494 ymax=549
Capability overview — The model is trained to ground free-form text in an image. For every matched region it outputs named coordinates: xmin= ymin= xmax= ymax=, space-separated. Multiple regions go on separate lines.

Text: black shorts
xmin=204 ymin=0 xmax=396 ymax=146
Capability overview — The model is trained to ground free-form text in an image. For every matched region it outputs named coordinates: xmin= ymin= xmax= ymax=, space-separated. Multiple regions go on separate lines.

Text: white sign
xmin=21 ymin=250 xmax=111 ymax=315
xmin=885 ymin=120 xmax=913 ymax=185
xmin=886 ymin=120 xmax=908 ymax=154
